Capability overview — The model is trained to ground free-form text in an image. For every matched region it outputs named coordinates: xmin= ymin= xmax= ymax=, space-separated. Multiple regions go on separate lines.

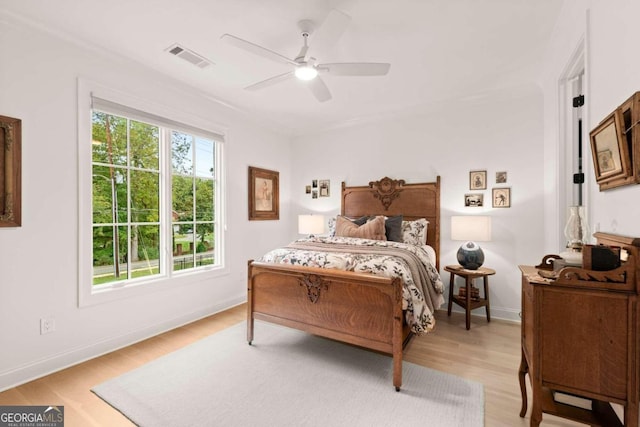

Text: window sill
xmin=78 ymin=265 xmax=230 ymax=308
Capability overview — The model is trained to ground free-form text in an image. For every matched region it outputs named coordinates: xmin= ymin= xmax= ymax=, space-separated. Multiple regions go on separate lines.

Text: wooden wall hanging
xmin=0 ymin=115 xmax=21 ymax=227
xmin=590 ymin=92 xmax=640 ymax=191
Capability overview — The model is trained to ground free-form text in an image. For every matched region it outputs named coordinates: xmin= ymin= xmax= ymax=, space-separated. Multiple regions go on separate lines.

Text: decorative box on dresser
xmin=519 ymin=232 xmax=640 ymax=427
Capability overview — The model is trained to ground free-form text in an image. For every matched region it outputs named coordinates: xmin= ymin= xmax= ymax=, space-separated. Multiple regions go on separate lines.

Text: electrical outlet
xmin=40 ymin=317 xmax=55 ymax=335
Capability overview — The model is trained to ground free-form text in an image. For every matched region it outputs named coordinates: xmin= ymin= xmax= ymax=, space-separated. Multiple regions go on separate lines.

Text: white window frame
xmin=78 ymin=79 xmax=228 ymax=307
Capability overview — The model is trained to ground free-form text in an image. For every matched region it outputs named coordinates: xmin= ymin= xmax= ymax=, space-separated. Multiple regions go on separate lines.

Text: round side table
xmin=445 ymin=265 xmax=496 ymax=330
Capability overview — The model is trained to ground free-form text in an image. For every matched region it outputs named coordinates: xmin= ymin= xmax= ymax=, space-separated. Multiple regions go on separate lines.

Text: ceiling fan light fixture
xmin=295 ymin=65 xmax=318 ymax=81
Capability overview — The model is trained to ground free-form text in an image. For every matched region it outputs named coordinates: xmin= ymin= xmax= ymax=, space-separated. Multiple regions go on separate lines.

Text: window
xmin=170 ymin=131 xmax=217 ymax=272
xmin=80 ymin=86 xmax=225 ymax=304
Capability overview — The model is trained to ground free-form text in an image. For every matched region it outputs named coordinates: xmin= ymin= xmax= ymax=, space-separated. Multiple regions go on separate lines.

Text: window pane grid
xmin=171 ymin=130 xmax=216 ymax=273
xmin=92 ymin=110 xmax=163 ymax=285
xmin=91 ymin=105 xmax=221 ymax=289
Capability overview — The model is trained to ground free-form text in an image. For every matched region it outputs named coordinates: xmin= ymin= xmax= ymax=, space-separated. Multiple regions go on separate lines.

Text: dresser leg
xmin=518 ymin=349 xmax=528 ymax=418
xmin=530 ymin=384 xmax=542 ymax=427
xmin=530 ymin=415 xmax=541 ymax=427
xmin=624 ymin=401 xmax=638 ymax=427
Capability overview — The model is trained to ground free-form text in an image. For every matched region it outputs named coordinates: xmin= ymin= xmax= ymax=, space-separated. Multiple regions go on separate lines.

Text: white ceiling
xmin=1 ymin=0 xmax=564 ymax=136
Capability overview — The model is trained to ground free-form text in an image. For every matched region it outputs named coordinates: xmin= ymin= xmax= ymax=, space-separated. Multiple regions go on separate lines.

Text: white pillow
xmin=422 ymin=245 xmax=437 ymax=265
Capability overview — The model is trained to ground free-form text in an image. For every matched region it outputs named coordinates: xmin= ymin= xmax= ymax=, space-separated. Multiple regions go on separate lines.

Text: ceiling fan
xmin=221 ymin=9 xmax=390 ymax=102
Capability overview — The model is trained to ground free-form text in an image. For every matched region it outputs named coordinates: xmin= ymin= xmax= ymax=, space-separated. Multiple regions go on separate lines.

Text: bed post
xmin=391 ymin=277 xmax=403 ymax=391
xmin=435 ymin=175 xmax=441 ymax=271
xmin=247 ymin=260 xmax=254 ymax=345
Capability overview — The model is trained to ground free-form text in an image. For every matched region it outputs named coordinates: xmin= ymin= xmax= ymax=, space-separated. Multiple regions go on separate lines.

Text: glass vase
xmin=564 ymin=205 xmax=588 ymax=252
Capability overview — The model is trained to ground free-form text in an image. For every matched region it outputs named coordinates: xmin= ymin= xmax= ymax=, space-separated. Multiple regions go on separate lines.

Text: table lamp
xmin=451 ymin=215 xmax=492 ymax=270
xmin=298 ymin=214 xmax=325 ymax=237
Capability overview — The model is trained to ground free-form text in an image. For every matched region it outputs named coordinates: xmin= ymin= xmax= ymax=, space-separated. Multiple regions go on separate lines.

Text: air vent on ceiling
xmin=166 ymin=43 xmax=213 ymax=69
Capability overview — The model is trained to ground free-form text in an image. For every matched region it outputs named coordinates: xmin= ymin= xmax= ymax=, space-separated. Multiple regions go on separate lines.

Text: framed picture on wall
xmin=469 ymin=170 xmax=487 ymax=190
xmin=492 ymin=188 xmax=511 ymax=208
xmin=464 ymin=193 xmax=484 ymax=207
xmin=248 ymin=166 xmax=279 ymax=220
xmin=319 ymin=179 xmax=330 ymax=197
xmin=589 ymin=111 xmax=630 ymax=184
xmin=0 ymin=115 xmax=21 ymax=227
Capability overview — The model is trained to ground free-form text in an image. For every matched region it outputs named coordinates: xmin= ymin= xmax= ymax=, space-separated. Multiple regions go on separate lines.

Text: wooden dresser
xmin=519 ymin=232 xmax=640 ymax=426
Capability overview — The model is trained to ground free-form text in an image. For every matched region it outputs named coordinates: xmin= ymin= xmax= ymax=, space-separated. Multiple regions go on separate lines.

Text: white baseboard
xmin=0 ymin=296 xmax=246 ymax=392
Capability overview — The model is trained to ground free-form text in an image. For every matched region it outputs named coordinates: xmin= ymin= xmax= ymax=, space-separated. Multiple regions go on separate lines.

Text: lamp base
xmin=457 ymin=241 xmax=485 ymax=270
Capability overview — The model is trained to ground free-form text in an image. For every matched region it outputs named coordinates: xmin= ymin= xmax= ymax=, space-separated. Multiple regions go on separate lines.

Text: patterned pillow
xmin=328 ymin=217 xmax=336 ymax=236
xmin=335 ymin=215 xmax=387 ymax=240
xmin=401 ymin=218 xmax=429 ymax=246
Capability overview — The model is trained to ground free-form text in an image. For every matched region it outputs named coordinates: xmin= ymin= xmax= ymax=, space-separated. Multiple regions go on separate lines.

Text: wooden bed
xmin=247 ymin=176 xmax=441 ymax=391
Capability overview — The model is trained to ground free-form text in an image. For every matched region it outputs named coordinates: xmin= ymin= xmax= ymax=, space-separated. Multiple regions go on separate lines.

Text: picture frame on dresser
xmin=248 ymin=166 xmax=279 ymax=221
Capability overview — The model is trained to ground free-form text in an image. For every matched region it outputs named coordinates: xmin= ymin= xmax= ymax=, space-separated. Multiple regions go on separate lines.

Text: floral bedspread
xmin=258 ymin=236 xmax=444 ymax=334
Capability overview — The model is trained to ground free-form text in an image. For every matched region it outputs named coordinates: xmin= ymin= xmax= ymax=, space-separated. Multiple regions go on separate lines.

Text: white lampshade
xmin=298 ymin=214 xmax=325 ymax=236
xmin=451 ymin=216 xmax=492 ymax=270
xmin=451 ymin=216 xmax=492 ymax=242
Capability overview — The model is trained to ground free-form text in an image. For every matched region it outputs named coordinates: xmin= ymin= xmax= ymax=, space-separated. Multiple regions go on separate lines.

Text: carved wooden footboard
xmin=247 ymin=260 xmax=405 ymax=390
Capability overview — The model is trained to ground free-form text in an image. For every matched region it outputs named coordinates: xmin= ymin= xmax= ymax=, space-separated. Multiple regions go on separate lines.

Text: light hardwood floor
xmin=0 ymin=306 xmax=584 ymax=427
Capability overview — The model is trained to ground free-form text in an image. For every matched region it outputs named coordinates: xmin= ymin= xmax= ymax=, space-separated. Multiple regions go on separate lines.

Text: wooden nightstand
xmin=445 ymin=265 xmax=495 ymax=330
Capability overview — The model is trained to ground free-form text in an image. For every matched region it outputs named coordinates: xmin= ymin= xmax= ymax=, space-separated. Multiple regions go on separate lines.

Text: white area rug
xmin=93 ymin=321 xmax=484 ymax=426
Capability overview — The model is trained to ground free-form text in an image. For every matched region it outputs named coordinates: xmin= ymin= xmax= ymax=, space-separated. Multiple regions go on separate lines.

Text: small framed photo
xmin=469 ymin=170 xmax=487 ymax=190
xmin=496 ymin=171 xmax=507 ymax=184
xmin=312 ymin=180 xmax=318 ymax=188
xmin=464 ymin=193 xmax=484 ymax=207
xmin=492 ymin=187 xmax=511 ymax=208
xmin=305 ymin=185 xmax=311 ymax=194
xmin=312 ymin=190 xmax=318 ymax=199
xmin=319 ymin=179 xmax=330 ymax=197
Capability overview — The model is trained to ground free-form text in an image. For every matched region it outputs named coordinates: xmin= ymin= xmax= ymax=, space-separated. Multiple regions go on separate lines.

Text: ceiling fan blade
xmin=245 ymin=71 xmax=294 ymax=91
xmin=309 ymin=9 xmax=351 ymax=55
xmin=221 ymin=34 xmax=297 ymax=66
xmin=306 ymin=76 xmax=332 ymax=102
xmin=319 ymin=63 xmax=391 ymax=76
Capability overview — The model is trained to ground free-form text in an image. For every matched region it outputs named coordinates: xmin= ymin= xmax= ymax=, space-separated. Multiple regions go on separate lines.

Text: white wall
xmin=587 ymin=0 xmax=640 ymax=234
xmin=0 ymin=15 xmax=292 ymax=390
xmin=290 ymin=85 xmax=546 ymax=322
xmin=540 ymin=0 xmax=640 ymax=251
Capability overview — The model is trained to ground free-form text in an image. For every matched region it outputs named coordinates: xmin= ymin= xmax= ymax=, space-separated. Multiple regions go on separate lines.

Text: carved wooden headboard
xmin=341 ymin=176 xmax=441 ymax=269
